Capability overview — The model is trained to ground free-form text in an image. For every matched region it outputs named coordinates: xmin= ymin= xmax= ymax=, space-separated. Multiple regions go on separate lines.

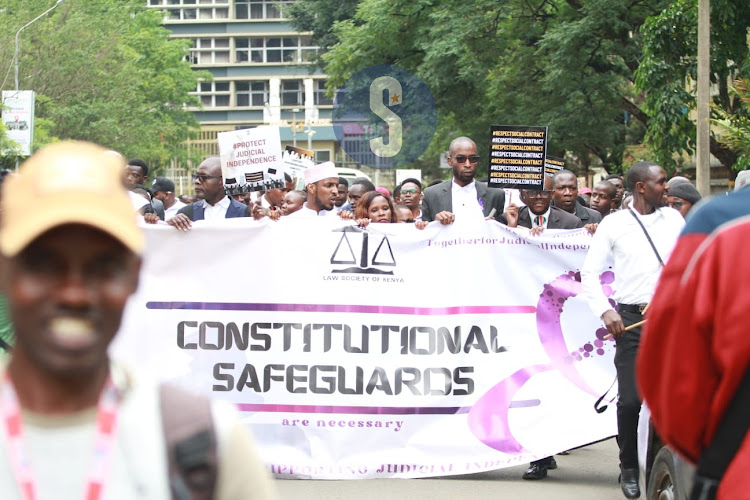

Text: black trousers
xmin=614 ymin=309 xmax=643 ymax=469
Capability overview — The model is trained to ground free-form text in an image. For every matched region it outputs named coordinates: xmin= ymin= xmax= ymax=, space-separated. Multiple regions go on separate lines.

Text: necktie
xmin=536 ymin=215 xmax=546 ymax=227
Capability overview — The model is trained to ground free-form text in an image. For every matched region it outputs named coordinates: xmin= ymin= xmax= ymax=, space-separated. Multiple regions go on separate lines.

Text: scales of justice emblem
xmin=330 ymin=226 xmax=396 ymax=275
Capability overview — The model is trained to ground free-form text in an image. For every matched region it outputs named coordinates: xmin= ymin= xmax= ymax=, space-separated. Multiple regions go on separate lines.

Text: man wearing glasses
xmin=398 ymin=178 xmax=424 ymax=221
xmin=502 ymin=174 xmax=584 ymax=233
xmin=421 ymin=137 xmax=506 ymax=224
xmin=168 ymin=157 xmax=250 ymax=231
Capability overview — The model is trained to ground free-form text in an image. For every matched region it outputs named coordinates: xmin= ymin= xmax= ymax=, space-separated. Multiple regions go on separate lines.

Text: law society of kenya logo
xmin=333 ymin=65 xmax=437 ymax=170
xmin=328 ymin=226 xmax=398 ymax=276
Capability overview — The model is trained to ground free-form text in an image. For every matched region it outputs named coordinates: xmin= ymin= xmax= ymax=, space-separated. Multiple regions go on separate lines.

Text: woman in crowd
xmin=355 ymin=191 xmax=399 ymax=225
xmin=355 ymin=191 xmax=427 ymax=228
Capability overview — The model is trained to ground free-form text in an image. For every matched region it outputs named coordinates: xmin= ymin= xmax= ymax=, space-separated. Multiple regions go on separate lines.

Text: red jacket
xmin=638 ymin=189 xmax=750 ymax=499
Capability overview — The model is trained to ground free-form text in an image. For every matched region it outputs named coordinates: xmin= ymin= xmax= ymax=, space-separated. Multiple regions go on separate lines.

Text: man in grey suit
xmin=421 ymin=137 xmax=506 ymax=224
xmin=502 ymin=174 xmax=584 ymax=235
xmin=552 ymin=170 xmax=602 ymax=225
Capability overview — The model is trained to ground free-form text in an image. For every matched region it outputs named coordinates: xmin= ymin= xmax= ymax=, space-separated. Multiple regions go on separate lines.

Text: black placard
xmin=488 ymin=125 xmax=548 ymax=189
xmin=545 ymin=156 xmax=565 ymax=175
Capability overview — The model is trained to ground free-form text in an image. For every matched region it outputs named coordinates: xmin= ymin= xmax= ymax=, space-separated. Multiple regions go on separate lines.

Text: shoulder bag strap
xmin=159 ymin=383 xmax=218 ymax=500
xmin=629 ymin=208 xmax=664 ymax=266
xmin=690 ymin=367 xmax=750 ymax=500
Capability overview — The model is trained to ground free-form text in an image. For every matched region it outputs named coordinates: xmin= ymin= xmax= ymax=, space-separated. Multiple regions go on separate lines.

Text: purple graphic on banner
xmin=467 ymin=270 xmax=616 ymax=454
xmin=146 ymin=301 xmax=535 ymax=316
xmin=236 ymin=400 xmax=539 ymax=415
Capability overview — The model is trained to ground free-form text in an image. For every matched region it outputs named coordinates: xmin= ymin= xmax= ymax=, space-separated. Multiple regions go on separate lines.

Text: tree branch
xmin=709 ymin=135 xmax=738 ymax=168
xmin=621 ymin=97 xmax=649 ymax=125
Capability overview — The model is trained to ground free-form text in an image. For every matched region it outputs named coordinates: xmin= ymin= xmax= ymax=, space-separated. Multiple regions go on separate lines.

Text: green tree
xmin=294 ymin=0 xmax=750 ymax=179
xmin=713 ymin=78 xmax=750 ymax=170
xmin=0 ymin=0 xmax=208 ymax=171
xmin=314 ymin=0 xmax=670 ymax=178
xmin=287 ymin=0 xmax=361 ymax=68
xmin=635 ymin=0 xmax=750 ymax=171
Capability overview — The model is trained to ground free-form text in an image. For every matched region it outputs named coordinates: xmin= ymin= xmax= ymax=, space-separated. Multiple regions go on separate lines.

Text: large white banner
xmin=113 ymin=218 xmax=618 ymax=479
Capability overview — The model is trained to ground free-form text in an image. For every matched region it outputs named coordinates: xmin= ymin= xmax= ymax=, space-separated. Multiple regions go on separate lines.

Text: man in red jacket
xmin=638 ymin=186 xmax=750 ymax=499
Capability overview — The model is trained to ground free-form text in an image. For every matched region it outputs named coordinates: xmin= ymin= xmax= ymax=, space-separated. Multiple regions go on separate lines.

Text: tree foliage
xmin=713 ymin=78 xmax=750 ymax=170
xmin=287 ymin=0 xmax=361 ymax=68
xmin=0 ymin=0 xmax=208 ymax=171
xmin=303 ymin=0 xmax=672 ymax=178
xmin=293 ymin=0 xmax=750 ymax=179
xmin=636 ymin=0 xmax=750 ymax=170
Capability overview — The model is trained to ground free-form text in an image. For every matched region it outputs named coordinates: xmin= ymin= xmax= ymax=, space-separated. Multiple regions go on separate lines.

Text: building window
xmin=314 ymin=80 xmax=333 ymax=106
xmin=235 ymin=0 xmax=294 ymax=20
xmin=195 ymin=82 xmax=231 ymax=108
xmin=236 ymin=81 xmax=268 ymax=107
xmin=150 ymin=0 xmax=227 ymax=5
xmin=314 ymin=150 xmax=331 ymax=163
xmin=188 ymin=38 xmax=230 ymax=65
xmin=157 ymin=1 xmax=228 ymax=20
xmin=194 ymin=81 xmax=230 ymax=107
xmin=281 ymin=80 xmax=303 ymax=106
xmin=234 ymin=36 xmax=317 ymax=64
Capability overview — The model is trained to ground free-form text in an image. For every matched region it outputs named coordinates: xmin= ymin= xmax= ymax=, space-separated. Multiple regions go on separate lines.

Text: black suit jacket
xmin=503 ymin=205 xmax=584 ymax=229
xmin=178 ymin=197 xmax=250 ymax=221
xmin=553 ymin=201 xmax=602 ymax=224
xmin=421 ymin=180 xmax=506 ymax=222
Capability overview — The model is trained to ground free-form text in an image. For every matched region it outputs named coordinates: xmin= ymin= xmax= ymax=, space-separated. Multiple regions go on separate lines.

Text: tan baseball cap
xmin=0 ymin=141 xmax=144 ymax=257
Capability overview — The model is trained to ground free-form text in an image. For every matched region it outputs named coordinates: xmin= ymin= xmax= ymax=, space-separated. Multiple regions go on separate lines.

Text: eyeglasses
xmin=192 ymin=174 xmax=223 ymax=183
xmin=401 ymin=189 xmax=420 ymax=195
xmin=452 ymin=155 xmax=480 ymax=164
xmin=522 ymin=189 xmax=552 ymax=198
xmin=668 ymin=201 xmax=684 ymax=209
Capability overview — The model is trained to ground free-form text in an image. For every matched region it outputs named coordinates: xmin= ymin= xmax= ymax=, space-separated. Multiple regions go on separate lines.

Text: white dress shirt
xmin=164 ymin=200 xmax=186 ymax=221
xmin=451 ymin=179 xmax=483 ymax=221
xmin=581 ymin=206 xmax=685 ymax=318
xmin=128 ymin=191 xmax=149 ymax=211
xmin=287 ymin=203 xmax=332 ymax=217
xmin=203 ymin=195 xmax=231 ymax=220
xmin=530 ymin=207 xmax=551 ymax=229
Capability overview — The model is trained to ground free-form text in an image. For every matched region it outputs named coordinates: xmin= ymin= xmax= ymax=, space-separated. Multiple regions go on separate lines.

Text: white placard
xmin=281 ymin=145 xmax=314 ymax=178
xmin=218 ymin=126 xmax=283 ymax=194
xmin=396 ymin=169 xmax=422 ymax=186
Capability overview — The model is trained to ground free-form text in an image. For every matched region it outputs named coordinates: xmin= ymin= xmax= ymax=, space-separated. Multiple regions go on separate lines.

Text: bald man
xmin=421 ymin=136 xmax=505 ymax=224
xmin=167 ymin=157 xmax=250 ymax=231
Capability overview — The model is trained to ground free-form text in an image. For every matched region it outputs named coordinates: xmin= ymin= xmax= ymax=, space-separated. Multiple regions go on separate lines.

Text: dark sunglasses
xmin=522 ymin=189 xmax=552 ymax=198
xmin=452 ymin=155 xmax=480 ymax=164
xmin=192 ymin=174 xmax=223 ymax=183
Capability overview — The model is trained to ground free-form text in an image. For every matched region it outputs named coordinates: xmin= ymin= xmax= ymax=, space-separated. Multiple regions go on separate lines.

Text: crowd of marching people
xmin=124 ymin=135 xmax=709 ymax=496
xmin=125 ymin=136 xmax=702 ymax=236
xmin=0 ymin=135 xmax=746 ymax=500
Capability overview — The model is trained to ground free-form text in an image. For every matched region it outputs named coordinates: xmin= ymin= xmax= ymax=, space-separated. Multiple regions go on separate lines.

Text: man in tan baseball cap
xmin=0 ymin=142 xmax=276 ymax=499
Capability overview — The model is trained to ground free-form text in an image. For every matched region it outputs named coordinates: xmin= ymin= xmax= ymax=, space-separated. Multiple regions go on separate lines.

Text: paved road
xmin=275 ymin=438 xmax=625 ymax=499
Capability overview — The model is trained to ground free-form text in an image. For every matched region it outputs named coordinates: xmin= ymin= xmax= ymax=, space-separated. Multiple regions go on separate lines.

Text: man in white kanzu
xmin=0 ymin=142 xmax=276 ymax=499
xmin=580 ymin=161 xmax=684 ymax=499
xmin=288 ymin=161 xmax=340 ymax=217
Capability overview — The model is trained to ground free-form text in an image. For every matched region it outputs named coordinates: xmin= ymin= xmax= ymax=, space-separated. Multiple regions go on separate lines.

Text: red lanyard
xmin=1 ymin=375 xmax=121 ymax=500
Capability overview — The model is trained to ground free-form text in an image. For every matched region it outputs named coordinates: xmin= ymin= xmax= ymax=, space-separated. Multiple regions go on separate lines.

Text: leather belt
xmin=617 ymin=303 xmax=648 ymax=314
